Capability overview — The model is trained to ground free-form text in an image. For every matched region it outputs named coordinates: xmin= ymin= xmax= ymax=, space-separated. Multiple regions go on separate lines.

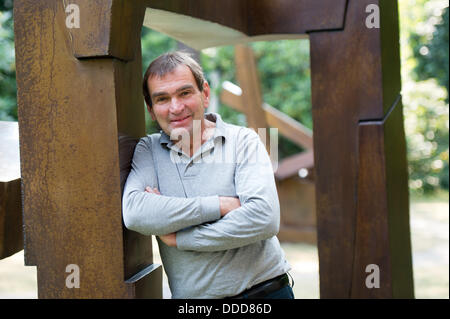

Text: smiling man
xmin=122 ymin=51 xmax=293 ymax=299
xmin=145 ymin=59 xmax=214 ymax=157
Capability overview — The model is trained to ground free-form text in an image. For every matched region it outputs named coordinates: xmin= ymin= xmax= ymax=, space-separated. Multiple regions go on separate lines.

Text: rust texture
xmin=145 ymin=0 xmax=347 ymax=35
xmin=309 ymin=0 xmax=413 ymax=297
xmin=14 ymin=0 xmax=160 ymax=298
xmin=13 ymin=0 xmax=413 ymax=298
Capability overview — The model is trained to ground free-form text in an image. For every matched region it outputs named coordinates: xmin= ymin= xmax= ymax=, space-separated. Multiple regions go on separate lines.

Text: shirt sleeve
xmin=122 ymin=137 xmax=221 ymax=236
xmin=176 ymin=128 xmax=280 ymax=252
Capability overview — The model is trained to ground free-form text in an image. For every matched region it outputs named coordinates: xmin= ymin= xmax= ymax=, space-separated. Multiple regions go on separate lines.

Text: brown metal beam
xmin=14 ymin=0 xmax=160 ymax=298
xmin=310 ymin=0 xmax=413 ymax=298
xmin=67 ymin=0 xmax=145 ymax=61
xmin=145 ymin=0 xmax=347 ymax=36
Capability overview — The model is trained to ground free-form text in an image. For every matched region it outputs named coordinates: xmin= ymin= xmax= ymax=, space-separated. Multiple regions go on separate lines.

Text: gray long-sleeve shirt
xmin=122 ymin=113 xmax=290 ymax=298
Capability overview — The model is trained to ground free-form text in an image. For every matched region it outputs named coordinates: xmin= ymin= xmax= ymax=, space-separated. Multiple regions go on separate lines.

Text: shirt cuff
xmin=176 ymin=227 xmax=196 ymax=251
xmin=200 ymin=195 xmax=221 ymax=223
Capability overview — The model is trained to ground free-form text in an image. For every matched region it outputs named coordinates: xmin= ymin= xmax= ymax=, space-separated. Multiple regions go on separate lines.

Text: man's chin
xmin=169 ymin=126 xmax=192 ymax=141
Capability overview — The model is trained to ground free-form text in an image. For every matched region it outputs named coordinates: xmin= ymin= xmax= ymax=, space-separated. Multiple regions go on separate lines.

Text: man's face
xmin=146 ymin=65 xmax=210 ymax=139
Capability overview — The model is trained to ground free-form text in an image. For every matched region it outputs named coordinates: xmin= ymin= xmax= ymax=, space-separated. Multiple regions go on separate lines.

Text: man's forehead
xmin=148 ymin=64 xmax=195 ymax=89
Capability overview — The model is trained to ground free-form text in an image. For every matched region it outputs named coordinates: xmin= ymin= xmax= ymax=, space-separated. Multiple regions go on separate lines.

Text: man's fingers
xmin=145 ymin=186 xmax=160 ymax=195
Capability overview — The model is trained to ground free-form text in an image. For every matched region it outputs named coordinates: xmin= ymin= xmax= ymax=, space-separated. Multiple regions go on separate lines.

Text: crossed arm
xmin=143 ymin=186 xmax=240 ymax=247
xmin=122 ymin=129 xmax=280 ymax=252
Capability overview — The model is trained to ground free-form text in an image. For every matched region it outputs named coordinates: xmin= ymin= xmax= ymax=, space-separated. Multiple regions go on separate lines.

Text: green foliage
xmin=399 ymin=0 xmax=449 ymax=194
xmin=200 ymin=39 xmax=311 ymax=159
xmin=252 ymin=40 xmax=312 ymax=130
xmin=403 ymin=79 xmax=449 ymax=193
xmin=0 ymin=0 xmax=13 ymax=11
xmin=0 ymin=5 xmax=16 ymax=121
xmin=201 ymin=46 xmax=244 ymax=127
xmin=252 ymin=40 xmax=312 ymax=158
xmin=141 ymin=28 xmax=177 ymax=75
xmin=412 ymin=6 xmax=449 ymax=101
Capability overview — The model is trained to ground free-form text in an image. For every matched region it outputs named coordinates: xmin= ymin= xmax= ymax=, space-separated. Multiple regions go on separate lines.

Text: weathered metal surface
xmin=0 ymin=178 xmax=23 ymax=259
xmin=67 ymin=0 xmax=145 ymax=61
xmin=145 ymin=0 xmax=248 ymax=34
xmin=145 ymin=0 xmax=347 ymax=36
xmin=14 ymin=0 xmax=160 ymax=298
xmin=13 ymin=0 xmax=413 ymax=299
xmin=276 ymin=178 xmax=317 ymax=244
xmin=114 ymin=35 xmax=156 ymax=285
xmin=310 ymin=0 xmax=413 ymax=297
xmin=246 ymin=0 xmax=347 ymax=35
xmin=353 ymin=98 xmax=414 ymax=298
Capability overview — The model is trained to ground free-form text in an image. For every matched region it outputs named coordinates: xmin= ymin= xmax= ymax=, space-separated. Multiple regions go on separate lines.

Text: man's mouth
xmin=171 ymin=115 xmax=191 ymax=124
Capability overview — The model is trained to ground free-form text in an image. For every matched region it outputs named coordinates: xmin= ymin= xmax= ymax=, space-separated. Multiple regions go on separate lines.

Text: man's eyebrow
xmin=175 ymin=84 xmax=195 ymax=93
xmin=151 ymin=85 xmax=195 ymax=99
xmin=151 ymin=91 xmax=168 ymax=99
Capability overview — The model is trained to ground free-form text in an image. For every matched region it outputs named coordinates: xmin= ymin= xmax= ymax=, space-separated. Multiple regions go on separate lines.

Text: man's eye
xmin=180 ymin=91 xmax=191 ymax=97
xmin=155 ymin=97 xmax=168 ymax=103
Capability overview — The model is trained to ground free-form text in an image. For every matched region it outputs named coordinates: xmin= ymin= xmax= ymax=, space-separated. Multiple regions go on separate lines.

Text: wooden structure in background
xmin=0 ymin=122 xmax=23 ymax=259
xmin=221 ymin=45 xmax=317 ymax=243
xmin=12 ymin=0 xmax=413 ymax=298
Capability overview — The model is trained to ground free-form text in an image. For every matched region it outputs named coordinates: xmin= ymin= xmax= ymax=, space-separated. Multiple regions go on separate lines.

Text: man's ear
xmin=146 ymin=102 xmax=156 ymax=121
xmin=202 ymin=81 xmax=211 ymax=109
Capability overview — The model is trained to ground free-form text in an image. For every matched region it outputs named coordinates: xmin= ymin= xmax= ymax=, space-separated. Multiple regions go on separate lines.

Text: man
xmin=122 ymin=51 xmax=293 ymax=299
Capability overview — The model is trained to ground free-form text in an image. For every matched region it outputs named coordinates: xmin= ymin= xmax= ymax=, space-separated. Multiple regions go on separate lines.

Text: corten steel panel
xmin=310 ymin=0 xmax=413 ymax=297
xmin=380 ymin=98 xmax=414 ymax=298
xmin=145 ymin=0 xmax=248 ymax=34
xmin=67 ymin=0 xmax=145 ymax=61
xmin=113 ymin=38 xmax=155 ymax=283
xmin=246 ymin=0 xmax=347 ymax=35
xmin=145 ymin=0 xmax=347 ymax=36
xmin=353 ymin=97 xmax=414 ymax=298
xmin=14 ymin=0 xmax=158 ymax=298
xmin=0 ymin=178 xmax=23 ymax=259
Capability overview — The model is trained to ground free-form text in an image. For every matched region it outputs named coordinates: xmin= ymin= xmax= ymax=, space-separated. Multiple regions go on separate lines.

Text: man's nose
xmin=169 ymin=97 xmax=184 ymax=114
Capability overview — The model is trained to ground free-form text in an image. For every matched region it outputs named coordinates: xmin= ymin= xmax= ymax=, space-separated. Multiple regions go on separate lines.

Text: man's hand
xmin=144 ymin=187 xmax=240 ymax=245
xmin=219 ymin=196 xmax=241 ymax=217
xmin=145 ymin=186 xmax=177 ymax=247
xmin=145 ymin=186 xmax=160 ymax=195
xmin=159 ymin=232 xmax=177 ymax=247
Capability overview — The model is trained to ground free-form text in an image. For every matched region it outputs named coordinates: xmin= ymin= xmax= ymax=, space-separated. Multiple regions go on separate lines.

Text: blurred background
xmin=0 ymin=0 xmax=448 ymax=298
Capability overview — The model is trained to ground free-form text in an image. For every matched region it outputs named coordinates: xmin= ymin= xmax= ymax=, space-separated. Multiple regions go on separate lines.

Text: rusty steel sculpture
xmin=3 ymin=0 xmax=414 ymax=298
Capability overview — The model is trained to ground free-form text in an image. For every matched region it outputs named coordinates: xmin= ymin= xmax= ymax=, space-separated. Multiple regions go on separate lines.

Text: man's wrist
xmin=219 ymin=196 xmax=241 ymax=216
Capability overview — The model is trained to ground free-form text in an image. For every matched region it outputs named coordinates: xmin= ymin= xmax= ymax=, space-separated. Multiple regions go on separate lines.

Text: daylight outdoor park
xmin=0 ymin=0 xmax=448 ymax=299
